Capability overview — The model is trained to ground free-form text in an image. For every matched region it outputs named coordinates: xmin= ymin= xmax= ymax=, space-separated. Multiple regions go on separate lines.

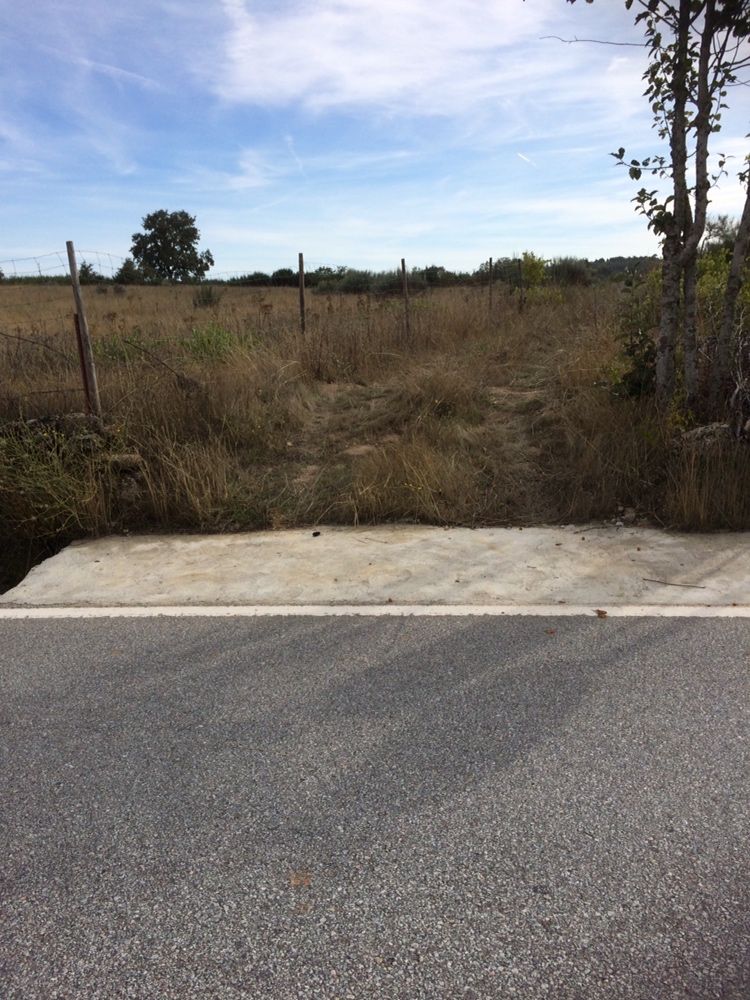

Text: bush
xmin=697 ymin=245 xmax=750 ymax=341
xmin=78 ymin=261 xmax=105 ymax=284
xmin=613 ymin=269 xmax=661 ymax=397
xmin=192 ymin=284 xmax=222 ymax=309
xmin=271 ymin=268 xmax=297 ymax=287
xmin=230 ymin=272 xmax=271 ymax=287
xmin=547 ymin=257 xmax=592 ymax=286
xmin=112 ymin=258 xmax=143 ymax=284
xmin=183 ymin=323 xmax=236 ymax=361
xmin=0 ymin=421 xmax=111 ymax=542
xmin=521 ymin=251 xmax=547 ymax=288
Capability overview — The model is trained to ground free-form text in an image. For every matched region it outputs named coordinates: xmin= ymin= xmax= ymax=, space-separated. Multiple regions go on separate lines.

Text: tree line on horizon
xmin=0 ymin=246 xmax=661 ymax=290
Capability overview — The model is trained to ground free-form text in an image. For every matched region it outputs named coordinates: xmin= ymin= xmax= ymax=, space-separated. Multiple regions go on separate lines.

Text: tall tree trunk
xmin=657 ymin=0 xmax=692 ymax=404
xmin=712 ymin=181 xmax=750 ymax=411
xmin=683 ymin=254 xmax=699 ymax=413
xmin=658 ymin=242 xmax=681 ymax=401
xmin=680 ymin=0 xmax=714 ymax=264
xmin=679 ymin=1 xmax=713 ymax=418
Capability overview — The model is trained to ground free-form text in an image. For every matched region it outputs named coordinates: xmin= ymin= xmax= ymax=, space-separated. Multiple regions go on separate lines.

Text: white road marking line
xmin=0 ymin=604 xmax=749 ymax=619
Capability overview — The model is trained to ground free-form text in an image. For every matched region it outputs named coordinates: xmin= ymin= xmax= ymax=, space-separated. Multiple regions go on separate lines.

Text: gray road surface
xmin=1 ymin=616 xmax=749 ymax=998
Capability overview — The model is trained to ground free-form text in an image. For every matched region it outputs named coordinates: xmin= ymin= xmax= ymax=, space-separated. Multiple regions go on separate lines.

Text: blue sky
xmin=1 ymin=0 xmax=748 ymax=276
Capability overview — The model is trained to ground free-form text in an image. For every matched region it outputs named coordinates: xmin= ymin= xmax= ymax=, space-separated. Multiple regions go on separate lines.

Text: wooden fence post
xmin=401 ymin=258 xmax=410 ymax=341
xmin=298 ymin=252 xmax=306 ymax=336
xmin=488 ymin=256 xmax=493 ymax=321
xmin=66 ymin=240 xmax=102 ymax=419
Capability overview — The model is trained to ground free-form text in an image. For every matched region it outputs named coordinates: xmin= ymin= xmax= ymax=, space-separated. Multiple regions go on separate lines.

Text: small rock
xmin=680 ymin=422 xmax=731 ymax=452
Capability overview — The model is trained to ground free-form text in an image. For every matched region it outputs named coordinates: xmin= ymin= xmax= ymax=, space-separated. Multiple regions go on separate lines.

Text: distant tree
xmin=702 ymin=214 xmax=740 ymax=259
xmin=270 ymin=268 xmax=297 ymax=287
xmin=306 ymin=266 xmax=336 ymax=289
xmin=338 ymin=269 xmax=373 ymax=293
xmin=77 ymin=260 xmax=104 ymax=284
xmin=0 ymin=268 xmax=4 ymax=281
xmin=113 ymin=257 xmax=144 ymax=284
xmin=229 ymin=271 xmax=272 ymax=286
xmin=130 ymin=210 xmax=214 ymax=283
xmin=547 ymin=257 xmax=592 ymax=286
xmin=521 ymin=251 xmax=547 ymax=287
xmin=418 ymin=265 xmax=459 ymax=286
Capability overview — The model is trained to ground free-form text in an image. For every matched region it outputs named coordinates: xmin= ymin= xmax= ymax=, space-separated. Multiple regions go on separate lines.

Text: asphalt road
xmin=1 ymin=615 xmax=749 ymax=999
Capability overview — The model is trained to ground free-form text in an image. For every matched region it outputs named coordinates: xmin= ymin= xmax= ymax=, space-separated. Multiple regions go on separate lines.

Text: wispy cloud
xmin=41 ymin=47 xmax=165 ymax=91
xmin=217 ymin=0 xmax=569 ymax=113
xmin=284 ymin=134 xmax=305 ymax=175
xmin=177 ymin=149 xmax=288 ymax=192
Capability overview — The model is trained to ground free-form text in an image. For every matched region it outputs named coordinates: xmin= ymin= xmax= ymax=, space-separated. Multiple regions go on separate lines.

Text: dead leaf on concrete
xmin=594 ymin=609 xmax=608 ymax=618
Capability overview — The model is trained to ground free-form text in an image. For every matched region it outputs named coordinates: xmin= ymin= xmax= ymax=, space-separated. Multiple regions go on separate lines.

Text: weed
xmin=192 ymin=284 xmax=223 ymax=309
xmin=183 ymin=323 xmax=236 ymax=361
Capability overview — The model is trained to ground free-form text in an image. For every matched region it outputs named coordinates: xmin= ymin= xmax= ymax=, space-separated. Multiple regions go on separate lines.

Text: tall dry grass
xmin=1 ymin=280 xmax=749 ymax=589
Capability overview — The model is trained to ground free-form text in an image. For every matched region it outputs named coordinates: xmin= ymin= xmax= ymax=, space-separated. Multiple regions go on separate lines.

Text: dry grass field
xmin=2 ymin=279 xmax=749 ymax=588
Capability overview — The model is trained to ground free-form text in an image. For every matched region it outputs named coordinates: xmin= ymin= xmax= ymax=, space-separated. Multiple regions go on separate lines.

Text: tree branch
xmin=540 ymin=34 xmax=644 ymax=46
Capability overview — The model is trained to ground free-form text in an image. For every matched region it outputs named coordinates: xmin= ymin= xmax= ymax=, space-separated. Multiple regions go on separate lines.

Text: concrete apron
xmin=1 ymin=525 xmax=748 ymax=612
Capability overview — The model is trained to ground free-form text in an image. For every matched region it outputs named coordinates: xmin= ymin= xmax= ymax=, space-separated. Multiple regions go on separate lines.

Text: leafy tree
xmin=130 ymin=210 xmax=214 ymax=283
xmin=702 ymin=213 xmax=740 ymax=258
xmin=228 ymin=271 xmax=272 ymax=286
xmin=305 ymin=266 xmax=335 ymax=289
xmin=547 ymin=257 xmax=592 ymax=286
xmin=572 ymin=0 xmax=750 ymax=415
xmin=78 ymin=260 xmax=104 ymax=284
xmin=113 ymin=257 xmax=144 ymax=284
xmin=417 ymin=265 xmax=459 ymax=287
xmin=521 ymin=251 xmax=547 ymax=287
xmin=270 ymin=268 xmax=297 ymax=287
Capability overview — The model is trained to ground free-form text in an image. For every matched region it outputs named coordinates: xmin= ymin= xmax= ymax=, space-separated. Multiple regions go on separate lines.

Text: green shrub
xmin=614 ymin=269 xmax=660 ymax=397
xmin=94 ymin=329 xmax=146 ymax=364
xmin=521 ymin=251 xmax=547 ymax=288
xmin=547 ymin=257 xmax=592 ymax=286
xmin=184 ymin=323 xmax=235 ymax=361
xmin=0 ymin=422 xmax=111 ymax=541
xmin=192 ymin=284 xmax=223 ymax=309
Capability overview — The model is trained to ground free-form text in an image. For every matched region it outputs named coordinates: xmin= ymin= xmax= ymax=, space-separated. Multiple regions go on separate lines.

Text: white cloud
xmin=176 ymin=149 xmax=291 ymax=192
xmin=216 ymin=0 xmax=577 ymax=115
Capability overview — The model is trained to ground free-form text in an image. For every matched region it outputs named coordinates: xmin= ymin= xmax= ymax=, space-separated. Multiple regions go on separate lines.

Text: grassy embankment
xmin=1 ymin=280 xmax=749 ymax=589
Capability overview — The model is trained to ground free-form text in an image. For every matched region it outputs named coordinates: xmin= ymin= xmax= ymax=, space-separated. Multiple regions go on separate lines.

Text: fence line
xmin=0 ymin=249 xmax=532 ymax=285
xmin=0 ymin=249 xmax=129 ymax=280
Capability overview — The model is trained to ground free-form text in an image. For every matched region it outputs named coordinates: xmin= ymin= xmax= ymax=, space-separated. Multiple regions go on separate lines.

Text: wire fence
xmin=0 ymin=250 xmax=130 ymax=280
xmin=0 ymin=248 xmax=530 ymax=285
xmin=0 ymin=243 xmax=532 ymax=419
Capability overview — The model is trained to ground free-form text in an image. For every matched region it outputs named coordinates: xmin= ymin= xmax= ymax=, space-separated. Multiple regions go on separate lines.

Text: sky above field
xmin=2 ymin=0 xmax=749 ymax=277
